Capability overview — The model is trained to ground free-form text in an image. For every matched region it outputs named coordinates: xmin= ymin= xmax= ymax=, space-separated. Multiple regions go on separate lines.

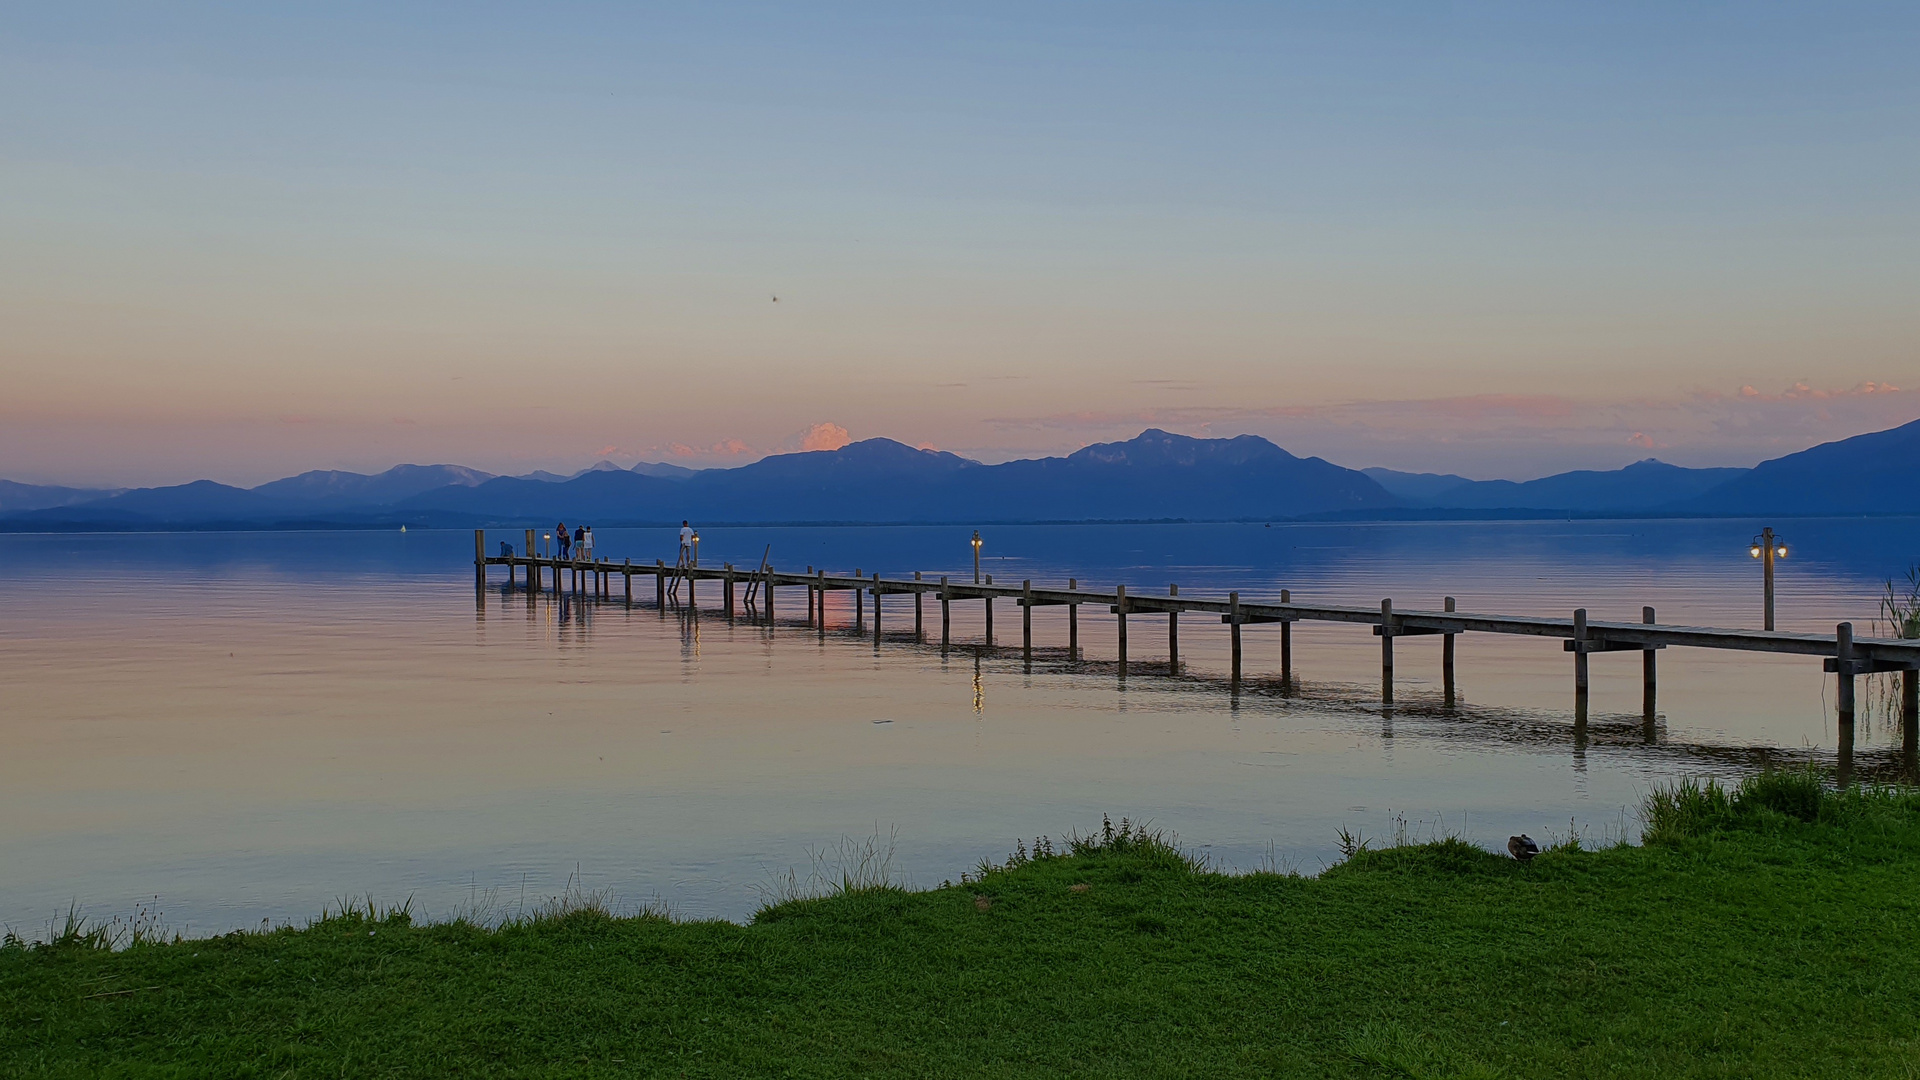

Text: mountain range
xmin=4 ymin=419 xmax=1918 ymax=530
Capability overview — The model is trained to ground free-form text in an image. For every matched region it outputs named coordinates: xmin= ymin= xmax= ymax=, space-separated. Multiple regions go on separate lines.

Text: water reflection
xmin=972 ymin=650 xmax=984 ymax=716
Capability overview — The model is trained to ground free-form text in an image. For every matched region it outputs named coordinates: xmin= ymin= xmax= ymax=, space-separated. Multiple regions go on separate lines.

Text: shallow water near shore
xmin=3 ymin=518 xmax=1916 ymax=934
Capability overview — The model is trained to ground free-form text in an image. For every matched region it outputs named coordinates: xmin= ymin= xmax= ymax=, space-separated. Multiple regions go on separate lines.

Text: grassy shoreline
xmin=6 ymin=776 xmax=1920 ymax=1078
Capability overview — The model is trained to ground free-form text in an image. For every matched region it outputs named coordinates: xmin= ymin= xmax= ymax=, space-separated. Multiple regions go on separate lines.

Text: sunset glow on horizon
xmin=3 ymin=3 xmax=1916 ymax=487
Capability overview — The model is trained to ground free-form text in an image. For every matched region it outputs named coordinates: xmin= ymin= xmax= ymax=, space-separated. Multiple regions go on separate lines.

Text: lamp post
xmin=971 ymin=530 xmax=982 ymax=584
xmin=543 ymin=532 xmax=552 ymax=559
xmin=692 ymin=531 xmax=701 ymax=569
xmin=1749 ymin=527 xmax=1787 ymax=631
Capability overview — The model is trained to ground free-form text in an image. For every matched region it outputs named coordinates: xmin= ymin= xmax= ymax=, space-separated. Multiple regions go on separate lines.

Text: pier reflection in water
xmin=2 ymin=519 xmax=1916 ymax=932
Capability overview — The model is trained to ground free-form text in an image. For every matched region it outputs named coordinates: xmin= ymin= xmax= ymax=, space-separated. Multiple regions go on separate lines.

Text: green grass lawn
xmin=6 ymin=774 xmax=1920 ymax=1079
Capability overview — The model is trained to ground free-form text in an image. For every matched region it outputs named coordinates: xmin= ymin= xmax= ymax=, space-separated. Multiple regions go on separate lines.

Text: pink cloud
xmin=798 ymin=422 xmax=851 ymax=452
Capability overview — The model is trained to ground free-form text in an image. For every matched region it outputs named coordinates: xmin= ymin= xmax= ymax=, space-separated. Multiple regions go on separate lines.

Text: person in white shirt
xmin=678 ymin=521 xmax=694 ymax=565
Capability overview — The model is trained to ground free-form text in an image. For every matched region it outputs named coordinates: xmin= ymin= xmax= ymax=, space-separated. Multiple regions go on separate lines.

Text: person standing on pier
xmin=581 ymin=525 xmax=595 ymax=560
xmin=556 ymin=522 xmax=570 ymax=560
xmin=573 ymin=524 xmax=585 ymax=560
xmin=679 ymin=520 xmax=694 ymax=567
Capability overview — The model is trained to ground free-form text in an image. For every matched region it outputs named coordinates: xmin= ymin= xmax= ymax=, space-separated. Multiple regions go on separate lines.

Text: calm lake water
xmin=4 ymin=519 xmax=1917 ymax=936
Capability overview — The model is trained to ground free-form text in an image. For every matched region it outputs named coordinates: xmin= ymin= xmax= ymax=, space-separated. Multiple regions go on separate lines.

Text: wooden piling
xmin=1228 ymin=591 xmax=1242 ymax=684
xmin=1168 ymin=584 xmax=1179 ymax=671
xmin=818 ymin=569 xmax=827 ymax=636
xmin=1380 ymin=598 xmax=1394 ymax=705
xmin=1837 ymin=622 xmax=1856 ymax=786
xmin=854 ymin=569 xmax=863 ymax=629
xmin=1068 ymin=579 xmax=1078 ymax=659
xmin=985 ymin=594 xmax=993 ymax=646
xmin=872 ymin=574 xmax=882 ymax=644
xmin=474 ymin=530 xmax=486 ymax=587
xmin=1441 ymin=597 xmax=1456 ymax=704
xmin=1902 ymin=668 xmax=1918 ymax=780
xmin=914 ymin=572 xmax=924 ymax=641
xmin=765 ymin=566 xmax=774 ymax=624
xmin=940 ymin=576 xmax=951 ymax=653
xmin=656 ymin=560 xmax=666 ymax=610
xmin=1022 ymin=580 xmax=1033 ymax=661
xmin=1573 ymin=608 xmax=1590 ymax=723
xmin=1115 ymin=584 xmax=1128 ymax=677
xmin=624 ymin=559 xmax=632 ymax=604
xmin=1641 ymin=606 xmax=1658 ymax=717
xmin=724 ymin=565 xmax=735 ymax=621
xmin=1280 ymin=589 xmax=1292 ymax=689
xmin=1573 ymin=608 xmax=1590 ymax=691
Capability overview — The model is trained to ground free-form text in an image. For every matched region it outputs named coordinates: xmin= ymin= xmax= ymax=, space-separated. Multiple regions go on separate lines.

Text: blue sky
xmin=3 ymin=2 xmax=1916 ymax=485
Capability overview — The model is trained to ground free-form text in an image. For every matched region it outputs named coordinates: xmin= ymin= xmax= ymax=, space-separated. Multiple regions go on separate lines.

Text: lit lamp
xmin=691 ymin=531 xmax=700 ymax=568
xmin=1749 ymin=527 xmax=1786 ymax=631
xmin=543 ymin=532 xmax=553 ymax=559
xmin=971 ymin=530 xmax=983 ymax=584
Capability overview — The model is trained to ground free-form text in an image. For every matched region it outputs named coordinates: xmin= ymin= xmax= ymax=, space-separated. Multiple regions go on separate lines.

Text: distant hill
xmin=1362 ymin=468 xmax=1476 ymax=503
xmin=0 ymin=480 xmax=126 ymax=513
xmin=10 ymin=419 xmax=1920 ymax=529
xmin=1368 ymin=459 xmax=1749 ymax=513
xmin=252 ymin=464 xmax=495 ymax=507
xmin=938 ymin=431 xmax=1391 ymax=521
xmin=402 ymin=469 xmax=685 ymax=521
xmin=2 ymin=430 xmax=1392 ymax=528
xmin=406 ymin=431 xmax=1392 ymax=524
xmin=12 ymin=480 xmax=295 ymax=526
xmin=1684 ymin=417 xmax=1920 ymax=515
xmin=632 ymin=461 xmax=699 ymax=481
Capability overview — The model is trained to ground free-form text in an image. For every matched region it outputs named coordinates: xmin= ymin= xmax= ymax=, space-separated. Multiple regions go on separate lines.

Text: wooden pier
xmin=475 ymin=530 xmax=1920 ymax=781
